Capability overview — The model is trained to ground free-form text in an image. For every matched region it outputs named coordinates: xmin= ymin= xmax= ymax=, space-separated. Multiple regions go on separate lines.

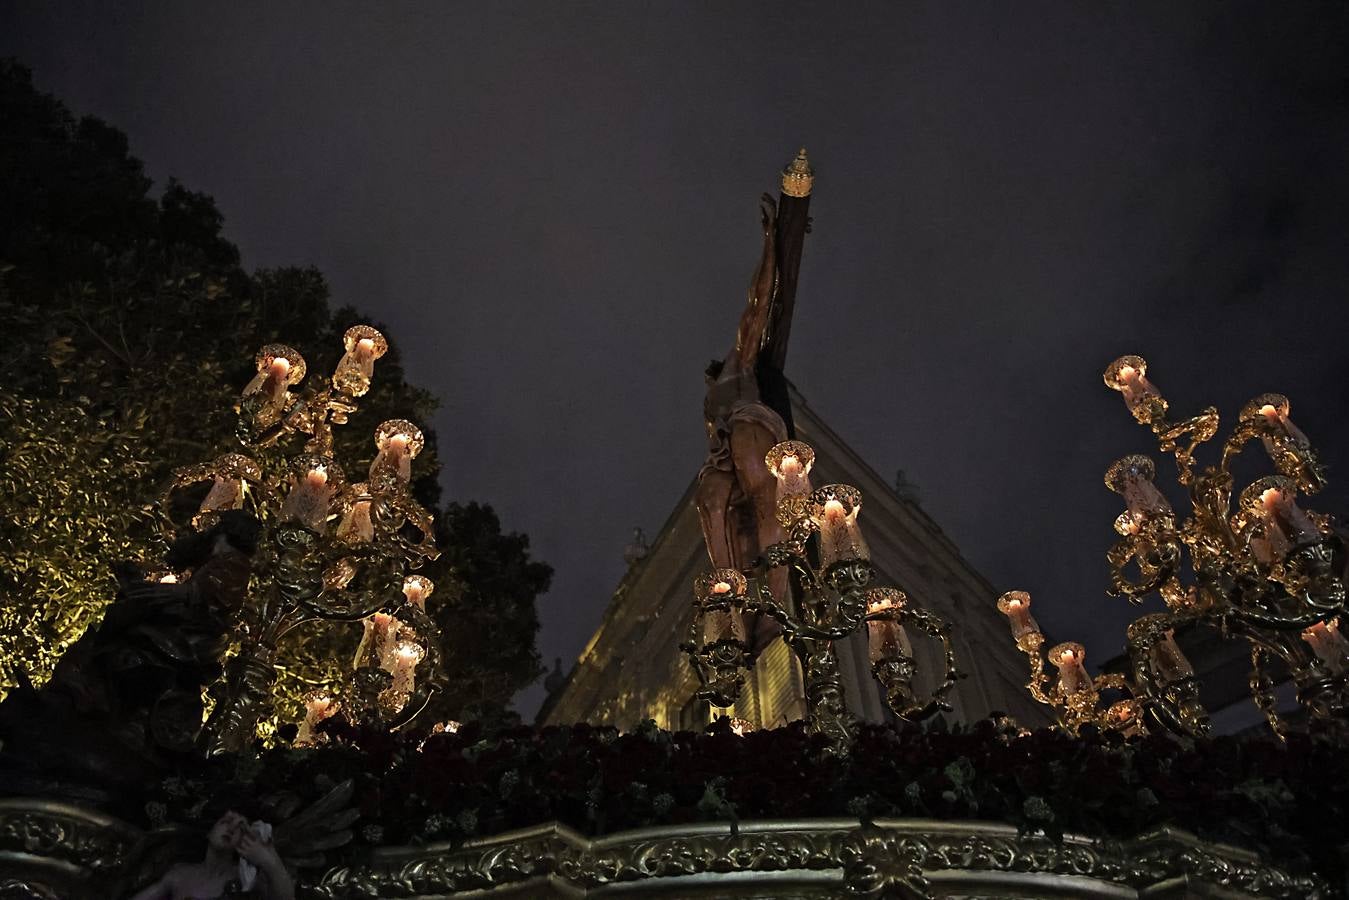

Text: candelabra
xmin=1000 ymin=354 xmax=1348 ymax=739
xmin=996 ymin=590 xmax=1193 ymax=737
xmin=159 ymin=327 xmax=445 ymax=754
xmin=682 ymin=440 xmax=962 ymax=755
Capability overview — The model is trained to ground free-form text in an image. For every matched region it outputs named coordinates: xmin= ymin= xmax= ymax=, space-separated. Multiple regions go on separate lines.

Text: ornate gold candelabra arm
xmin=1091 ymin=672 xmax=1129 ymax=694
xmin=878 ymin=605 xmax=963 ymax=721
xmin=1151 ymin=408 xmax=1221 ymax=485
xmin=996 ymin=593 xmax=1057 ymax=705
xmin=759 ymin=539 xmax=821 ymax=596
xmin=1125 ymin=613 xmax=1210 ymax=738
xmin=681 ymin=570 xmax=754 ymax=708
xmin=1249 ymin=644 xmax=1288 ymax=742
xmin=1227 ymin=601 xmax=1337 ymax=632
xmin=1018 ymin=633 xmax=1057 ymax=706
xmin=1235 ymin=393 xmax=1328 ymax=494
xmin=1106 ymin=531 xmax=1183 ymax=604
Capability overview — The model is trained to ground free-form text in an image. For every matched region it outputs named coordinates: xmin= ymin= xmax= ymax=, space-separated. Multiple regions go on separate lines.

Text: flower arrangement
xmin=142 ymin=717 xmax=1349 ymax=886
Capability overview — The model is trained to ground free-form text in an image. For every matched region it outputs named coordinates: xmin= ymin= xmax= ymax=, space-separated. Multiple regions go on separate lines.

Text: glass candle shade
xmin=368 ymin=612 xmax=402 ymax=669
xmin=280 ymin=456 xmax=344 ymax=533
xmin=1103 ymin=355 xmax=1166 ymax=423
xmin=1150 ymin=630 xmax=1195 ymax=682
xmin=997 ymin=591 xmax=1042 ymax=650
xmin=369 ymin=419 xmax=425 ymax=491
xmin=765 ymin=440 xmax=816 ymax=527
xmin=295 ymin=689 xmax=339 ymax=747
xmin=693 ymin=569 xmax=748 ymax=645
xmin=1240 ymin=393 xmax=1312 ymax=454
xmin=335 ymin=488 xmax=374 ymax=544
xmin=195 ymin=453 xmax=261 ymax=524
xmin=1049 ymin=642 xmax=1092 ymax=696
xmin=864 ymin=588 xmax=913 ymax=664
xmin=403 ymin=574 xmax=435 ymax=611
xmin=1105 ymin=455 xmax=1172 ymax=523
xmin=1239 ymin=476 xmax=1319 ymax=563
xmin=1302 ymin=619 xmax=1349 ymax=674
xmin=1105 ymin=699 xmax=1144 ymax=737
xmin=389 ymin=640 xmax=424 ymax=696
xmin=808 ymin=485 xmax=869 ymax=567
xmin=332 ymin=325 xmax=388 ymax=397
xmin=241 ymin=344 xmax=306 ymax=423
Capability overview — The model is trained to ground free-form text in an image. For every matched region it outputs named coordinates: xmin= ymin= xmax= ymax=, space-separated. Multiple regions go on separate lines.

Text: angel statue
xmin=129 ymin=811 xmax=293 ymax=900
xmin=0 ymin=510 xmax=260 ymax=796
xmin=125 ymin=781 xmax=356 ymax=900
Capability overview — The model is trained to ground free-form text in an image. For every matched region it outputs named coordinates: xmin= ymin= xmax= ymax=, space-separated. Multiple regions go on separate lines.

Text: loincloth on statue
xmin=699 ymin=401 xmax=788 ymax=483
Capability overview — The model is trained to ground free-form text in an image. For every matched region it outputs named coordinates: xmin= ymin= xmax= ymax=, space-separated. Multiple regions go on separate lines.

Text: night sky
xmin=5 ymin=3 xmax=1349 ymax=718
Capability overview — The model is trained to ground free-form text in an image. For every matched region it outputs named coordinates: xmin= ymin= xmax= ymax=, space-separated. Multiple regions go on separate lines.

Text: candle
xmin=241 ymin=344 xmax=305 ymax=423
xmin=864 ymin=588 xmax=913 ymax=664
xmin=765 ymin=440 xmax=816 ymax=527
xmin=1049 ymin=642 xmax=1092 ymax=696
xmin=1105 ymin=455 xmax=1172 ymax=523
xmin=369 ymin=420 xmax=424 ymax=491
xmin=1302 ymin=619 xmax=1349 ymax=674
xmin=693 ymin=569 xmax=747 ymax=645
xmin=335 ymin=485 xmax=374 ymax=544
xmin=1241 ymin=393 xmax=1312 ymax=453
xmin=1240 ymin=476 xmax=1319 ymax=564
xmin=389 ymin=640 xmax=424 ymax=696
xmin=1105 ymin=699 xmax=1143 ymax=737
xmin=372 ymin=612 xmax=402 ymax=669
xmin=1103 ymin=355 xmax=1166 ymax=423
xmin=295 ymin=690 xmax=339 ymax=747
xmin=403 ymin=575 xmax=435 ymax=611
xmin=808 ymin=485 xmax=869 ymax=567
xmin=997 ymin=591 xmax=1041 ymax=650
xmin=332 ymin=325 xmax=388 ymax=397
xmin=280 ymin=457 xmax=343 ymax=532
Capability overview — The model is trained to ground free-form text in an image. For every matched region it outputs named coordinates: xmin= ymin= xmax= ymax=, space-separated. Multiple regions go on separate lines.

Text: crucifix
xmin=695 ymin=149 xmax=813 ymax=647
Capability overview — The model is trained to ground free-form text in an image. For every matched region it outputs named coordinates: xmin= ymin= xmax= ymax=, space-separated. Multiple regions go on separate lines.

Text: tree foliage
xmin=0 ymin=59 xmax=550 ymax=726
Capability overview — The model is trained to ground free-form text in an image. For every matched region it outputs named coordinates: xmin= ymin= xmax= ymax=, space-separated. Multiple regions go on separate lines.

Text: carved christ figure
xmin=696 ymin=193 xmax=791 ymax=634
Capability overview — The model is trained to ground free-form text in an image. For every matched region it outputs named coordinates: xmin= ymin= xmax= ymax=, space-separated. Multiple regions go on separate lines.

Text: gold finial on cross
xmin=781 ymin=147 xmax=813 ymax=198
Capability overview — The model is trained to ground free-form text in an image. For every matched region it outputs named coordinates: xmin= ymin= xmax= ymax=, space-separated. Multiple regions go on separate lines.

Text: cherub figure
xmin=126 ymin=781 xmax=356 ymax=900
xmin=129 ymin=811 xmax=293 ymax=900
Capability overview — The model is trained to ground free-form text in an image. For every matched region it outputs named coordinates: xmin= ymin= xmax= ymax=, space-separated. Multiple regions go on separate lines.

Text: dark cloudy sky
xmin=6 ymin=3 xmax=1349 ymax=718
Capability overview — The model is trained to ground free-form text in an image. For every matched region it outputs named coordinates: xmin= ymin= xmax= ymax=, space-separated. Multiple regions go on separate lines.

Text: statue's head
xmin=207 ymin=809 xmax=249 ymax=851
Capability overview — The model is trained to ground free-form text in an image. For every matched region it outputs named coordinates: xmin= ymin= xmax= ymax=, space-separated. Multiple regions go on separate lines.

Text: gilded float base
xmin=0 ymin=801 xmax=1327 ymax=899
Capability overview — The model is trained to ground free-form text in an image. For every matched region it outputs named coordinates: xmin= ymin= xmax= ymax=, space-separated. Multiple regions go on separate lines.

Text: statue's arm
xmin=733 ymin=194 xmax=779 ymax=370
xmin=261 ymin=867 xmax=296 ymax=900
xmin=127 ymin=873 xmax=172 ymax=900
